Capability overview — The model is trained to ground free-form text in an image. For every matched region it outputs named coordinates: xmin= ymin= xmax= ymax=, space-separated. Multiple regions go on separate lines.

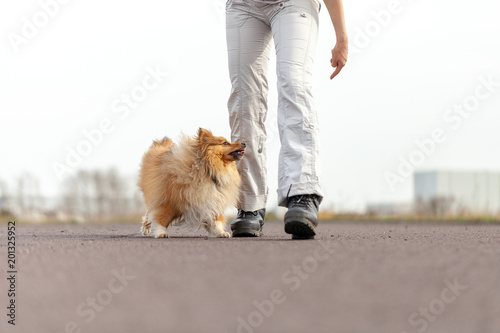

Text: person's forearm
xmin=323 ymin=0 xmax=348 ymax=43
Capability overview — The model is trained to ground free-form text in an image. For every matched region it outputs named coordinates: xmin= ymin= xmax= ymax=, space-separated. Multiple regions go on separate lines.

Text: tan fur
xmin=138 ymin=128 xmax=245 ymax=238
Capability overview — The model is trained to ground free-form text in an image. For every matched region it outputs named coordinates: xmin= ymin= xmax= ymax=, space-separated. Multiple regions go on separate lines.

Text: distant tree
xmin=92 ymin=170 xmax=107 ymax=220
xmin=0 ymin=179 xmax=13 ymax=216
xmin=59 ymin=168 xmax=141 ymax=222
xmin=60 ymin=175 xmax=78 ymax=219
xmin=132 ymin=189 xmax=145 ymax=217
xmin=429 ymin=196 xmax=454 ymax=217
xmin=79 ymin=170 xmax=95 ymax=219
xmin=415 ymin=196 xmax=454 ymax=218
xmin=106 ymin=168 xmax=127 ymax=218
xmin=16 ymin=173 xmax=42 ymax=219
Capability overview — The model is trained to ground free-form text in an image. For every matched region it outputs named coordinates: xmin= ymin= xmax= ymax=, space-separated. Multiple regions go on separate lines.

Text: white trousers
xmin=226 ymin=0 xmax=323 ymax=210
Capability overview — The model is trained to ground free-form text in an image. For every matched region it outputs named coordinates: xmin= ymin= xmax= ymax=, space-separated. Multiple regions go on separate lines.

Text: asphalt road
xmin=1 ymin=221 xmax=499 ymax=333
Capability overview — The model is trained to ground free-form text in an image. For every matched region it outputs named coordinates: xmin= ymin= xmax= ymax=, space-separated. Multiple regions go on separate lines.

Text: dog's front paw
xmin=216 ymin=231 xmax=231 ymax=238
xmin=140 ymin=225 xmax=151 ymax=236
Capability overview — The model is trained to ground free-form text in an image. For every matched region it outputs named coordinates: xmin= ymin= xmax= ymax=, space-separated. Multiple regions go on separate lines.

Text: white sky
xmin=1 ymin=0 xmax=499 ymax=212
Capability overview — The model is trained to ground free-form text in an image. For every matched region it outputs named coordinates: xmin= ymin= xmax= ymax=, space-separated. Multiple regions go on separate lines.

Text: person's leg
xmin=271 ymin=0 xmax=323 ymax=208
xmin=226 ymin=1 xmax=273 ymax=212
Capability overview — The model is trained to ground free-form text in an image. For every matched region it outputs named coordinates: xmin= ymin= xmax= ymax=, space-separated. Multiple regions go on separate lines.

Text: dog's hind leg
xmin=150 ymin=203 xmax=178 ymax=238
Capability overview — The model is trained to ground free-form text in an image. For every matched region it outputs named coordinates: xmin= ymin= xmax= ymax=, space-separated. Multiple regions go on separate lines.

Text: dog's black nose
xmin=241 ymin=142 xmax=246 ymax=147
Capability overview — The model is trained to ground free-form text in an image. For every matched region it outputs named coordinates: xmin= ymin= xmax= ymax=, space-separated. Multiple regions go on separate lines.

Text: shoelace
xmin=238 ymin=210 xmax=258 ymax=218
xmin=289 ymin=195 xmax=315 ymax=209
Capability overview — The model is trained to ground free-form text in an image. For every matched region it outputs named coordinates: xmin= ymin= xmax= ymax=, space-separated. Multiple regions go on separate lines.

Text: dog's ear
xmin=197 ymin=128 xmax=212 ymax=143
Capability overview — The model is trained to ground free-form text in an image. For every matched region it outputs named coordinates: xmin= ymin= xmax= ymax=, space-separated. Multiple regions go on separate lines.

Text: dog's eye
xmin=223 ymin=142 xmax=230 ymax=145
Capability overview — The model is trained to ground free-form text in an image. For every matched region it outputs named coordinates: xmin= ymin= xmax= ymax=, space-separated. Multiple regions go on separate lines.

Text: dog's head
xmin=197 ymin=128 xmax=246 ymax=163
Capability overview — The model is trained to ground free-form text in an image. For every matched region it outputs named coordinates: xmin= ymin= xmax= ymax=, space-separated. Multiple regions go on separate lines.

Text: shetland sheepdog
xmin=138 ymin=128 xmax=245 ymax=238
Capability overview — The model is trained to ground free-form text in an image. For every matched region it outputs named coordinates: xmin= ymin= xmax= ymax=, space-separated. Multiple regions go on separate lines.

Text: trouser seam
xmin=306 ymin=0 xmax=316 ymax=181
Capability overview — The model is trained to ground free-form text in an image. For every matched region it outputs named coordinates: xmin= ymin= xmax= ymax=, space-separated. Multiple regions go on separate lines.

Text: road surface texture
xmin=1 ymin=221 xmax=500 ymax=333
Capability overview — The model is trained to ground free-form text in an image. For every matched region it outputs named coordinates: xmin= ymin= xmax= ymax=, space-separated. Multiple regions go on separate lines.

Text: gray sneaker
xmin=231 ymin=209 xmax=265 ymax=237
xmin=284 ymin=195 xmax=319 ymax=239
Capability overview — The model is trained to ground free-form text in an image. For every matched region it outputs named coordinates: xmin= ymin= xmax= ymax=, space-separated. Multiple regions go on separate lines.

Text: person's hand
xmin=330 ymin=40 xmax=348 ymax=80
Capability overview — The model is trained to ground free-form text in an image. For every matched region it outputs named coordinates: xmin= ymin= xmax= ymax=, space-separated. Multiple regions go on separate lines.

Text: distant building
xmin=414 ymin=171 xmax=500 ymax=215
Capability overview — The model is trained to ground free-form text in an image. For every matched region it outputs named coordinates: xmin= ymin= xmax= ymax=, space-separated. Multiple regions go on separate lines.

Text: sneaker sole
xmin=231 ymin=227 xmax=262 ymax=237
xmin=284 ymin=219 xmax=316 ymax=239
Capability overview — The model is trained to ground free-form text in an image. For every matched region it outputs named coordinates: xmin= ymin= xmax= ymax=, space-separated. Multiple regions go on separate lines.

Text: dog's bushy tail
xmin=151 ymin=136 xmax=172 ymax=148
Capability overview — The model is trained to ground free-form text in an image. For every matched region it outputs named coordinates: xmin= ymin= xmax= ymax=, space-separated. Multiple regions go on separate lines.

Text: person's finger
xmin=330 ymin=62 xmax=344 ymax=80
